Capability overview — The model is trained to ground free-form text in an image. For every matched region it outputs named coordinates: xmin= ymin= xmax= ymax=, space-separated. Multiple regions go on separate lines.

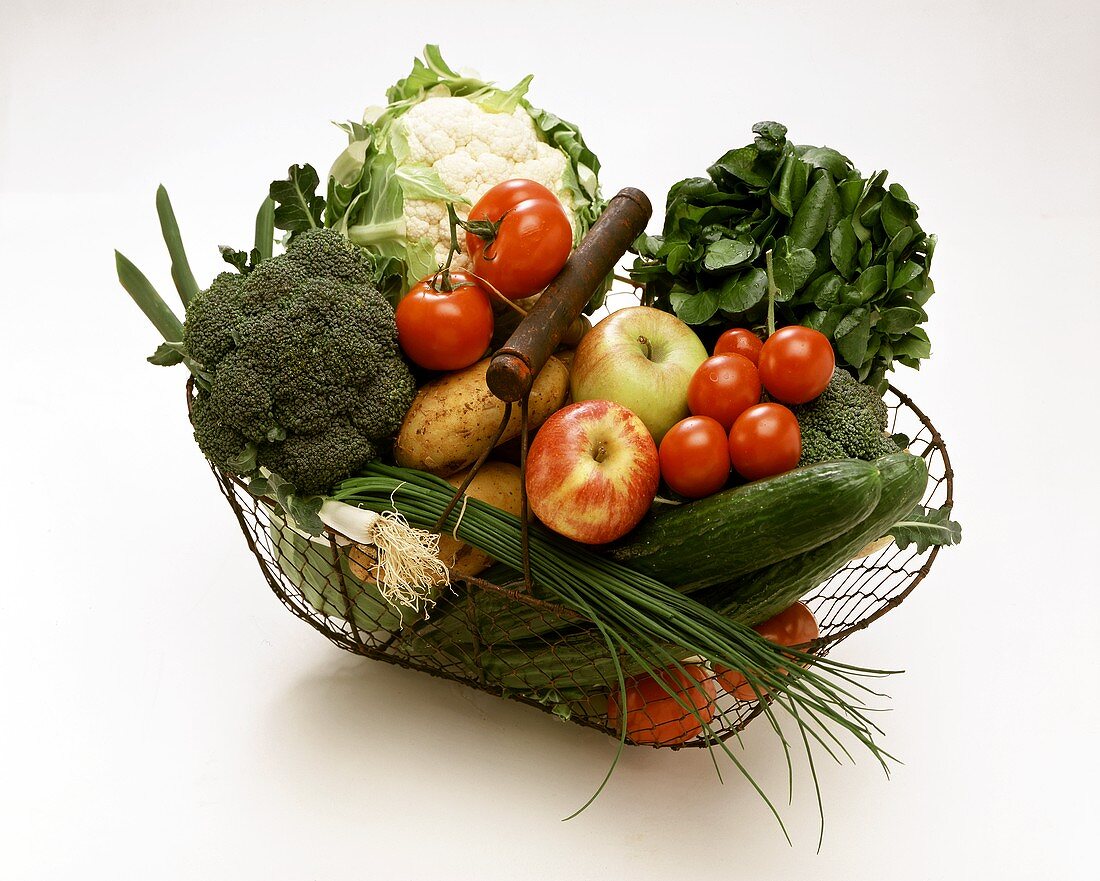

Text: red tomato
xmin=395 ymin=271 xmax=494 ymax=371
xmin=659 ymin=416 xmax=730 ymax=498
xmin=687 ymin=353 xmax=762 ymax=431
xmin=607 ymin=664 xmax=717 ymax=746
xmin=466 ymin=179 xmax=572 ymax=300
xmin=728 ymin=402 xmax=801 ymax=480
xmin=758 ymin=325 xmax=835 ymax=404
xmin=714 ymin=327 xmax=763 ymax=365
xmin=714 ymin=602 xmax=819 ymax=700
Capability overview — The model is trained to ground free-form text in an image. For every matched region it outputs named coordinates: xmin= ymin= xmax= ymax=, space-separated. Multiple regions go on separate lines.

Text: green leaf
xmin=887 ymin=226 xmax=914 ymax=259
xmin=876 ymin=306 xmax=922 ymax=334
xmin=802 ymin=306 xmax=848 ymax=337
xmin=771 ymin=154 xmax=796 ymax=217
xmin=795 ymin=145 xmax=852 ymax=179
xmin=893 ymin=332 xmax=932 ymax=360
xmin=835 ymin=306 xmax=868 ymax=339
xmin=789 ymin=174 xmax=832 ymax=250
xmin=837 ymin=177 xmax=863 ymax=215
xmin=270 ymin=164 xmax=325 ymax=233
xmin=890 ymin=260 xmax=922 ymax=290
xmin=830 ymin=218 xmax=858 ymax=278
xmin=227 ymin=443 xmax=258 ymax=474
xmin=147 ymin=341 xmax=186 ymax=366
xmin=675 ymin=288 xmax=721 ymax=324
xmin=856 ymin=265 xmax=888 ymax=301
xmin=858 ymin=239 xmax=873 ymax=269
xmin=703 ymin=237 xmax=754 ymax=271
xmin=155 ymin=186 xmax=199 ymax=307
xmin=836 ymin=310 xmax=871 ymax=366
xmin=806 ymin=272 xmax=843 ymax=309
xmin=115 ymin=250 xmax=184 ymax=342
xmin=218 ymin=245 xmax=260 ymax=274
xmin=752 ymin=120 xmax=788 ymax=149
xmin=772 ymin=241 xmax=815 ymax=299
xmin=707 ymin=146 xmax=769 ymax=189
xmin=476 ymin=74 xmax=533 ymax=113
xmin=394 ymin=166 xmax=469 ymax=203
xmin=889 ymin=505 xmax=962 ymax=553
xmin=718 ymin=268 xmax=767 ymax=313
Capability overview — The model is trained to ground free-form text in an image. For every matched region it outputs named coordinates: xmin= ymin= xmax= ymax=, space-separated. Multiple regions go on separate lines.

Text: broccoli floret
xmin=792 ymin=368 xmax=899 ymax=466
xmin=183 ymin=229 xmax=415 ymax=495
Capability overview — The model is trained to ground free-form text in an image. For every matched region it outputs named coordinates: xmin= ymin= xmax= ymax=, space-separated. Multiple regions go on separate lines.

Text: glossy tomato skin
xmin=687 ymin=353 xmax=762 ymax=431
xmin=466 ymin=179 xmax=572 ymax=300
xmin=659 ymin=416 xmax=730 ymax=498
xmin=728 ymin=402 xmax=801 ymax=480
xmin=395 ymin=271 xmax=494 ymax=371
xmin=714 ymin=602 xmax=819 ymax=700
xmin=714 ymin=327 xmax=763 ymax=365
xmin=758 ymin=325 xmax=835 ymax=404
xmin=607 ymin=664 xmax=717 ymax=746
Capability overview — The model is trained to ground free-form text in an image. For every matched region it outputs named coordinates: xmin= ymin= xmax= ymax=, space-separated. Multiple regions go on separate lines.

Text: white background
xmin=2 ymin=1 xmax=1098 ymax=877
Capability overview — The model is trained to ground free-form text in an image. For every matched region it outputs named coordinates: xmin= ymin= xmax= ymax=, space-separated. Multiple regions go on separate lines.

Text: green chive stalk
xmin=334 ymin=462 xmax=896 ymax=833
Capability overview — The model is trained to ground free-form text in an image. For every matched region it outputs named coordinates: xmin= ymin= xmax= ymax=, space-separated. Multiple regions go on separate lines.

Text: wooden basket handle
xmin=485 ymin=187 xmax=652 ymax=402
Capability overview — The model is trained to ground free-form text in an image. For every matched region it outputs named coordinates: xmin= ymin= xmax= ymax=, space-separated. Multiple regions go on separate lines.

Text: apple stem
xmin=592 ymin=441 xmax=608 ymax=464
xmin=764 ymin=249 xmax=778 ymax=338
xmin=638 ymin=335 xmax=653 ymax=361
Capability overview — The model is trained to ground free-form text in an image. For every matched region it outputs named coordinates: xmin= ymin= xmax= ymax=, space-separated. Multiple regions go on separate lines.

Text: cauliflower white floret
xmin=396 ymin=97 xmax=576 ymax=269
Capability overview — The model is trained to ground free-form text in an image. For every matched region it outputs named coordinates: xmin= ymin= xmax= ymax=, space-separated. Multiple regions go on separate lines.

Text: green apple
xmin=570 ymin=306 xmax=709 ymax=442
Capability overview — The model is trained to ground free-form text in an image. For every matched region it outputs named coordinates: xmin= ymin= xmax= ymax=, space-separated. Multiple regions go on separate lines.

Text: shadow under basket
xmin=210 ymin=385 xmax=952 ymax=748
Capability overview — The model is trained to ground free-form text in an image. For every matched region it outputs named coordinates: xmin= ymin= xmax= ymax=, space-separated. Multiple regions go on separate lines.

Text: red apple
xmin=525 ymin=400 xmax=659 ymax=544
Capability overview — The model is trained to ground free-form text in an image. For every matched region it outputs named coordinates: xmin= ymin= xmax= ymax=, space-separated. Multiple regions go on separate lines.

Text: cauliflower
xmin=399 ymin=98 xmax=577 ymax=269
xmin=326 ymin=46 xmax=604 ymax=300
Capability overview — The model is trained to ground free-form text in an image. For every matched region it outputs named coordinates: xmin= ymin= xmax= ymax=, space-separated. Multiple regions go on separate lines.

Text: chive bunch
xmin=335 ymin=462 xmax=895 ymax=834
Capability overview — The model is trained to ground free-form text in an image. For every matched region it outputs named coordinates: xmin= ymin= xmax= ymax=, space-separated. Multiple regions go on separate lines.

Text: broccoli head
xmin=183 ymin=229 xmax=416 ymax=495
xmin=792 ymin=368 xmax=900 ymax=466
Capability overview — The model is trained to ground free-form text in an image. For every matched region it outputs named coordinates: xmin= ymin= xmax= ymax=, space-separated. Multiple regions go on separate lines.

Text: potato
xmin=348 ymin=460 xmax=523 ymax=582
xmin=395 ymin=355 xmax=569 ymax=476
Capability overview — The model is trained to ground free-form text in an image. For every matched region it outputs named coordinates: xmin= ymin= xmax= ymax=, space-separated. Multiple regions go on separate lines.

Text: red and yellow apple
xmin=570 ymin=306 xmax=709 ymax=443
xmin=525 ymin=400 xmax=659 ymax=544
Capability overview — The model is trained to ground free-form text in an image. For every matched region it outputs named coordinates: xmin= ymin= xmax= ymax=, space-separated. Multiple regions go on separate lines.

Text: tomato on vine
xmin=395 ymin=270 xmax=493 ymax=371
xmin=464 ymin=179 xmax=572 ymax=299
xmin=396 ymin=209 xmax=494 ymax=371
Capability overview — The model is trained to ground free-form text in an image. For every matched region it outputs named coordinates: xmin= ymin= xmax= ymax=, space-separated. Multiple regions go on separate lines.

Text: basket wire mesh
xmin=207 ymin=379 xmax=952 ymax=748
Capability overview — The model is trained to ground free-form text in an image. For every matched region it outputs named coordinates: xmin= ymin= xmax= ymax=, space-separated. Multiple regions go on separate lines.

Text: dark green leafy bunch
xmin=184 ymin=228 xmax=416 ymax=500
xmin=792 ymin=368 xmax=901 ymax=467
xmin=631 ymin=122 xmax=936 ymax=391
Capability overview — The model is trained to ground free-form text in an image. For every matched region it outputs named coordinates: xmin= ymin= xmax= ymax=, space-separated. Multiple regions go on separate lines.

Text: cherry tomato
xmin=714 ymin=327 xmax=763 ymax=365
xmin=714 ymin=602 xmax=819 ymax=700
xmin=687 ymin=353 xmax=761 ymax=431
xmin=659 ymin=416 xmax=730 ymax=498
xmin=607 ymin=664 xmax=717 ymax=746
xmin=728 ymin=402 xmax=801 ymax=480
xmin=395 ymin=271 xmax=494 ymax=371
xmin=466 ymin=179 xmax=572 ymax=300
xmin=758 ymin=325 xmax=835 ymax=404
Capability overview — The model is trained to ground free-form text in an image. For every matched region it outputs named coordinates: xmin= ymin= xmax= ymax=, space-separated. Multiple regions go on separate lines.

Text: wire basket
xmin=205 ymin=377 xmax=952 ymax=748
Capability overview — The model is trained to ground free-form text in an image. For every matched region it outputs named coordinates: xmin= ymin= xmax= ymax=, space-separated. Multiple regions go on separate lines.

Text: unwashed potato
xmin=347 ymin=461 xmax=523 ymax=582
xmin=395 ymin=356 xmax=569 ymax=476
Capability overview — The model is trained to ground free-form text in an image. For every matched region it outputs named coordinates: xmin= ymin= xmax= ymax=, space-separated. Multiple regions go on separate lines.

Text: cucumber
xmin=607 ymin=459 xmax=883 ymax=593
xmin=700 ymin=451 xmax=929 ymax=625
